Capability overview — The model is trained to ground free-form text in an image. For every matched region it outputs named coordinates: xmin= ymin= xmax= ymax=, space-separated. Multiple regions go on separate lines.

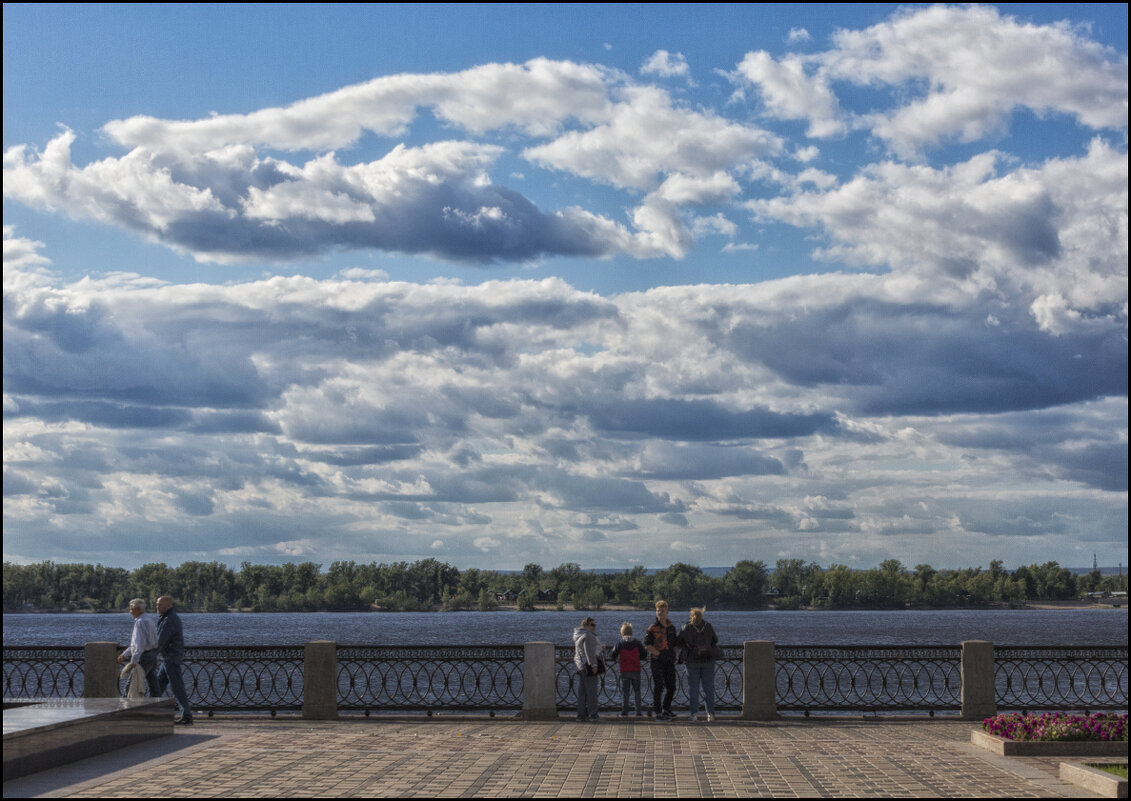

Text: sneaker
xmin=687 ymin=716 xmax=698 ymax=724
xmin=175 ymin=716 xmax=194 ymax=726
xmin=706 ymin=713 xmax=716 ymax=722
xmin=620 ymin=711 xmax=629 ymax=717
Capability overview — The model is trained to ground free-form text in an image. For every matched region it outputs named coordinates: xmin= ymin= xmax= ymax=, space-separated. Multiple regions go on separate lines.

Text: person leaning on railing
xmin=676 ymin=607 xmax=720 ymax=722
xmin=572 ymin=616 xmax=603 ymax=722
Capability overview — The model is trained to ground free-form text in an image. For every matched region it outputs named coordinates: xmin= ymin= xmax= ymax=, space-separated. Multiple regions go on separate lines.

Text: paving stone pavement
xmin=4 ymin=716 xmax=1101 ymax=798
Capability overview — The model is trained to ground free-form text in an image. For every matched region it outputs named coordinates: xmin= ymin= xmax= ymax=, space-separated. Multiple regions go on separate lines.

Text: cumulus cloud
xmin=525 ymin=85 xmax=782 ymax=191
xmin=4 ymin=247 xmax=1124 ymax=566
xmin=733 ymin=51 xmax=846 ymax=138
xmin=748 ymin=140 xmax=1128 ymax=332
xmin=733 ymin=5 xmax=1128 ymax=157
xmin=3 ymin=131 xmax=642 ymax=264
xmin=641 ymin=50 xmax=690 ymax=78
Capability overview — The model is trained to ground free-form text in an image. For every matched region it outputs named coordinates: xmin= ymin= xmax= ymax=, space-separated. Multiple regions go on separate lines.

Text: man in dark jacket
xmin=155 ymin=596 xmax=192 ymax=725
xmin=643 ymin=599 xmax=679 ymax=720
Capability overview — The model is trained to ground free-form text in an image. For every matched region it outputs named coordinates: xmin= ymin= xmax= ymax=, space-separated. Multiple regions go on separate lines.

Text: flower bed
xmin=972 ymin=714 xmax=1128 ymax=757
xmin=983 ymin=713 xmax=1127 ymax=743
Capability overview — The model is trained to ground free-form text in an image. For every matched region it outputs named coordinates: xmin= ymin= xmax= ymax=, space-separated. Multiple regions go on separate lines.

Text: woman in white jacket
xmin=572 ymin=617 xmax=603 ymax=721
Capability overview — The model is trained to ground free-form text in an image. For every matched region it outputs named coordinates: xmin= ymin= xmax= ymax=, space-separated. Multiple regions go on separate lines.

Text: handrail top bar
xmin=4 ymin=642 xmax=1128 ymax=650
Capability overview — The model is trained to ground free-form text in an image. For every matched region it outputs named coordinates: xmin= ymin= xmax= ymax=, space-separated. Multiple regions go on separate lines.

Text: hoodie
xmin=573 ymin=626 xmax=602 ymax=672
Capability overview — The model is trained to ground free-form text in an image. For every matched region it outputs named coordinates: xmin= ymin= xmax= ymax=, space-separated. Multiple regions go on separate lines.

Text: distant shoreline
xmin=7 ymin=600 xmax=1125 ymax=614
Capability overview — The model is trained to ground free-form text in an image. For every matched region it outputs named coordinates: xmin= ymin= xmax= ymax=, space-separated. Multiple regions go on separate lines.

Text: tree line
xmin=4 ymin=557 xmax=1126 ymax=614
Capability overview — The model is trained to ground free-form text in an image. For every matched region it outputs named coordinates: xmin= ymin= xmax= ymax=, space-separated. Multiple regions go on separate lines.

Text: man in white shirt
xmin=117 ymin=598 xmax=159 ymax=696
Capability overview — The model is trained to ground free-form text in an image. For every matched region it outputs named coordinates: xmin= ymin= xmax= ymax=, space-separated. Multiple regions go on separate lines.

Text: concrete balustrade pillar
xmin=302 ymin=640 xmax=339 ymax=720
xmin=741 ymin=640 xmax=778 ymax=720
xmin=522 ymin=642 xmax=558 ymax=720
xmin=83 ymin=642 xmax=121 ymax=698
xmin=961 ymin=640 xmax=996 ymax=720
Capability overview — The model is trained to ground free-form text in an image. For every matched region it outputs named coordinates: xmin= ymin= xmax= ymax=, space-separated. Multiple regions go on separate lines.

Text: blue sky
xmin=3 ymin=4 xmax=1127 ymax=570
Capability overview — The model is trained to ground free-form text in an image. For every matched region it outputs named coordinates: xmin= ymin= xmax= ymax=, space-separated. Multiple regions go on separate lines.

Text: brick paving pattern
xmin=19 ymin=717 xmax=1096 ymax=798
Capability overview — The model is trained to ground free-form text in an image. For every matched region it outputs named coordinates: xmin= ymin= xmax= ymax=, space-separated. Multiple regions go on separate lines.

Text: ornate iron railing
xmin=181 ymin=646 xmax=305 ymax=713
xmin=3 ymin=646 xmax=84 ymax=698
xmin=774 ymin=646 xmax=963 ymax=713
xmin=553 ymin=645 xmax=745 ymax=712
xmin=4 ymin=643 xmax=1126 ymax=715
xmin=995 ymin=646 xmax=1128 ymax=712
xmin=338 ymin=646 xmax=524 ymax=712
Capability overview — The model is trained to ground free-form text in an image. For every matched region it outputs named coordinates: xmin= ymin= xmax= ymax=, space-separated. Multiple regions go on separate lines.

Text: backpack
xmin=692 ymin=624 xmax=713 ymax=660
xmin=618 ymin=641 xmax=641 ymax=673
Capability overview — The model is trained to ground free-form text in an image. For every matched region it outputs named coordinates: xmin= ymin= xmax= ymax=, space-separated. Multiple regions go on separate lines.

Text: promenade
xmin=3 ymin=716 xmax=1098 ymax=798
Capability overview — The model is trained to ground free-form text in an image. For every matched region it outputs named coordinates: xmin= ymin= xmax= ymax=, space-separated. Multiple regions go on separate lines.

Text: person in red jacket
xmin=609 ymin=622 xmax=648 ymax=716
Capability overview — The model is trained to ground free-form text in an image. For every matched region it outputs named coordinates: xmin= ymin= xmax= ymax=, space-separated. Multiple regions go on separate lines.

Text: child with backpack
xmin=610 ymin=622 xmax=648 ymax=717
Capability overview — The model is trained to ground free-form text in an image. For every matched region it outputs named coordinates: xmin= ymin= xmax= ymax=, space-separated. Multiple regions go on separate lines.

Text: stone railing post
xmin=84 ymin=641 xmax=121 ymax=698
xmin=523 ymin=642 xmax=558 ymax=720
xmin=302 ymin=640 xmax=339 ymax=720
xmin=741 ymin=640 xmax=778 ymax=720
xmin=961 ymin=640 xmax=996 ymax=720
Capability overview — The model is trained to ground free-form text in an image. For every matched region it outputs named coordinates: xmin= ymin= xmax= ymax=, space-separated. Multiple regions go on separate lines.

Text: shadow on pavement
xmin=3 ymin=732 xmax=220 ymax=798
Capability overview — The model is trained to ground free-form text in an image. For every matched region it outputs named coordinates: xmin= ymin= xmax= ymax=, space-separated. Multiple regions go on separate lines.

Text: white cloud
xmin=824 ymin=5 xmax=1128 ymax=158
xmin=3 ymin=226 xmax=52 ymax=269
xmin=524 ymin=85 xmax=782 ymax=191
xmin=787 ymin=28 xmax=812 ymax=44
xmin=733 ymin=51 xmax=846 ymax=138
xmin=747 ymin=140 xmax=1128 ymax=330
xmin=103 ymin=58 xmax=615 ymax=153
xmin=641 ymin=50 xmax=690 ymax=78
xmin=3 ymin=133 xmax=641 ymax=264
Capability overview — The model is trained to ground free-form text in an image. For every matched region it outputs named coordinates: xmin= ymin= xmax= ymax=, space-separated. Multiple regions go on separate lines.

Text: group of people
xmin=117 ymin=596 xmax=193 ymax=725
xmin=572 ymin=600 xmax=721 ymax=722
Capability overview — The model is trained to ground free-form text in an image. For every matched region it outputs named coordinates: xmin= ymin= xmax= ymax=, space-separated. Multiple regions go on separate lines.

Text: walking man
xmin=155 ymin=596 xmax=193 ymax=725
xmin=116 ymin=598 xmax=160 ymax=697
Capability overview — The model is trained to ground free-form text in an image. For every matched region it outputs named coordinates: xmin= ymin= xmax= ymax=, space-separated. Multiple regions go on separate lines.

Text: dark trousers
xmin=651 ymin=659 xmax=676 ymax=714
xmin=139 ymin=649 xmax=160 ymax=698
xmin=156 ymin=660 xmax=192 ymax=719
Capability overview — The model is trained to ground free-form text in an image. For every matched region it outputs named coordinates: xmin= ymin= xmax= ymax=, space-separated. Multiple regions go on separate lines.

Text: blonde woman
xmin=676 ymin=607 xmax=720 ymax=722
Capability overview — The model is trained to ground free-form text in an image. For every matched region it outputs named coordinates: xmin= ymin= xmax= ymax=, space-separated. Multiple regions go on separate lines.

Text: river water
xmin=4 ymin=607 xmax=1127 ymax=647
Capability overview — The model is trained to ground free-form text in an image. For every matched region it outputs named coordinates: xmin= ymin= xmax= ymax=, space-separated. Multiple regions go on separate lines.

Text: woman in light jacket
xmin=572 ymin=616 xmax=603 ymax=721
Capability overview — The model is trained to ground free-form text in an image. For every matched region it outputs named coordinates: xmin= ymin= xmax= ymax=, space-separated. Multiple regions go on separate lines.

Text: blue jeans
xmin=156 ymin=659 xmax=192 ymax=719
xmin=686 ymin=660 xmax=715 ymax=716
xmin=620 ymin=674 xmax=642 ymax=715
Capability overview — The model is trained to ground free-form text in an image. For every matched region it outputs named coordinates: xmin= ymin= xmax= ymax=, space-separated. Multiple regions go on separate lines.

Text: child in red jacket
xmin=609 ymin=622 xmax=648 ymax=716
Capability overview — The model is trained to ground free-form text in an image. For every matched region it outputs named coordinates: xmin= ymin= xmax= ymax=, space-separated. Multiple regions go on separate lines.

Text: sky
xmin=3 ymin=3 xmax=1127 ymax=572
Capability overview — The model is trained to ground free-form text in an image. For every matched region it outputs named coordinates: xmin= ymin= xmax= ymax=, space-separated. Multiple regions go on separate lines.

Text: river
xmin=4 ymin=607 xmax=1127 ymax=647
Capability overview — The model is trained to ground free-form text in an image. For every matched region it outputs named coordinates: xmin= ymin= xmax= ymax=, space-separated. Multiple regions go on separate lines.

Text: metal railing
xmin=182 ymin=646 xmax=305 ymax=714
xmin=5 ymin=643 xmax=1126 ymax=715
xmin=338 ymin=646 xmax=524 ymax=713
xmin=2 ymin=646 xmax=84 ymax=698
xmin=774 ymin=646 xmax=963 ymax=713
xmin=995 ymin=646 xmax=1128 ymax=712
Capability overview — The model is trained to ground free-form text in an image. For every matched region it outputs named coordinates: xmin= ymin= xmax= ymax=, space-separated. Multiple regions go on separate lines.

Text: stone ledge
xmin=1059 ymin=761 xmax=1128 ymax=798
xmin=3 ymin=697 xmax=174 ymax=780
xmin=971 ymin=729 xmax=1129 ymax=757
